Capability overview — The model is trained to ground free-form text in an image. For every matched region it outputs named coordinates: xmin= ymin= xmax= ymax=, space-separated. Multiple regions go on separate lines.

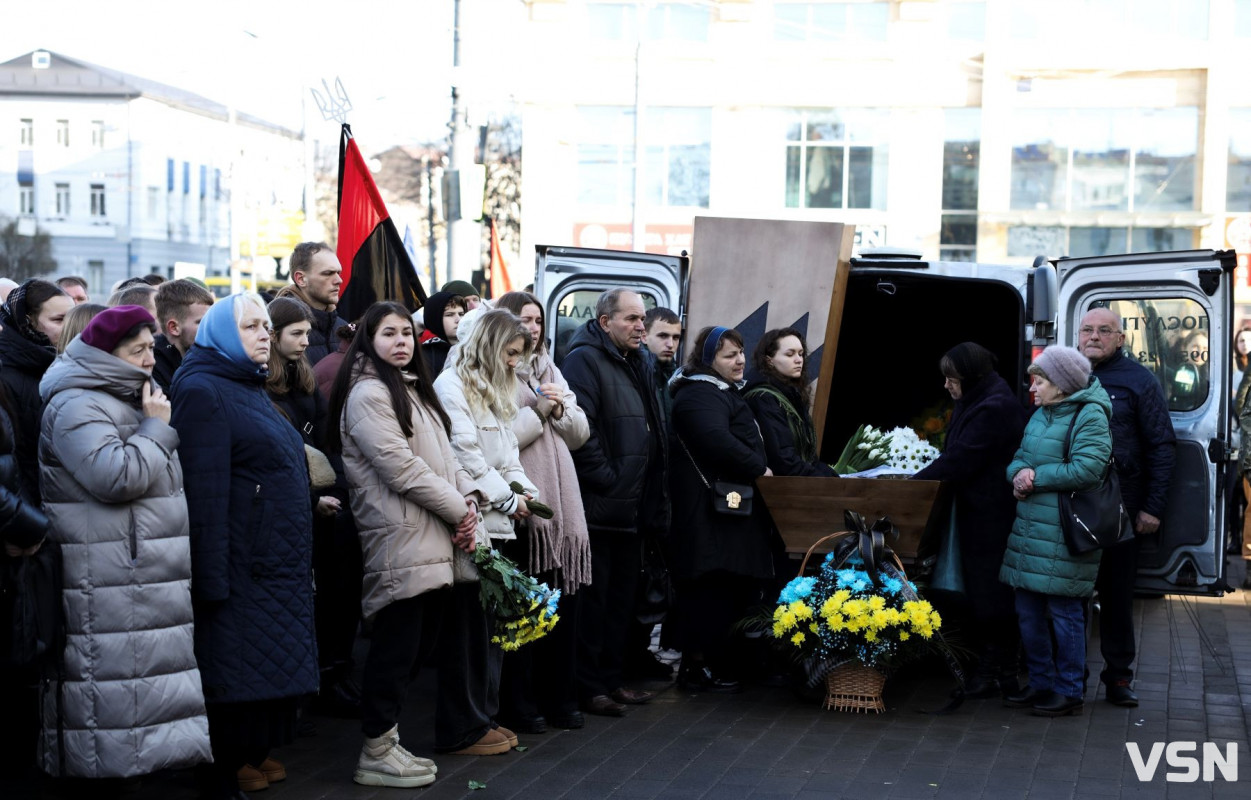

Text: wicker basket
xmin=823 ymin=663 xmax=886 ymax=714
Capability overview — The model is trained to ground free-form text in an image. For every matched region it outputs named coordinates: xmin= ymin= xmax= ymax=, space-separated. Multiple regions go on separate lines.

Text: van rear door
xmin=534 ymin=245 xmax=688 ymax=364
xmin=1056 ymin=249 xmax=1237 ymax=596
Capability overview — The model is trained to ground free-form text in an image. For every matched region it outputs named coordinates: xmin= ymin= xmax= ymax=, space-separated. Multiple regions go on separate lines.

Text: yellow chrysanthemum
xmin=791 ymin=632 xmax=805 ymax=646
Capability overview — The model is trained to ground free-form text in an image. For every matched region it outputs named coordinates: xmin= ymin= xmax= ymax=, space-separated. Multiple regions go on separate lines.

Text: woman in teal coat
xmin=999 ymin=346 xmax=1112 ymax=718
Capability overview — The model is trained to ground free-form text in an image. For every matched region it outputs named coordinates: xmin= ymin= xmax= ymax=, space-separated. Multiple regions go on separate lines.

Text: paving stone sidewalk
xmin=51 ymin=568 xmax=1251 ymax=800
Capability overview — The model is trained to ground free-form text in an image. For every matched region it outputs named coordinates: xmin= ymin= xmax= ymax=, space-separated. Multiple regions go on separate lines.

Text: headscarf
xmin=194 ymin=292 xmax=268 ymax=368
xmin=943 ymin=342 xmax=997 ymax=391
xmin=0 ymin=279 xmax=55 ymax=348
xmin=701 ymin=326 xmax=731 ymax=366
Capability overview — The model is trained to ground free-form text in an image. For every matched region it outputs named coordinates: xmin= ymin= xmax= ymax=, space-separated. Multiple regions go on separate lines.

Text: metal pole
xmin=446 ymin=0 xmax=461 ymax=275
xmin=427 ymin=156 xmax=438 ymax=289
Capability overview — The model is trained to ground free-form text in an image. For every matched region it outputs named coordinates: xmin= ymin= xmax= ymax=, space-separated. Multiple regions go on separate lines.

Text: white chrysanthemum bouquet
xmin=831 ymin=425 xmax=940 ymax=476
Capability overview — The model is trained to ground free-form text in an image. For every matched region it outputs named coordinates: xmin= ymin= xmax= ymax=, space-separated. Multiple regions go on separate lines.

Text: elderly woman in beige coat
xmin=327 ymin=302 xmax=482 ymax=790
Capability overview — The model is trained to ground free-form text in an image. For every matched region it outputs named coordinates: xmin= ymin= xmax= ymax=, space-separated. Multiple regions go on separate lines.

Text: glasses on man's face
xmin=1079 ymin=326 xmax=1119 ymax=339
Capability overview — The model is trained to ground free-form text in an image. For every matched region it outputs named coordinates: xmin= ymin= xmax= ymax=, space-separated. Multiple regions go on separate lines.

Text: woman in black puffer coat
xmin=0 ymin=279 xmax=73 ymax=506
xmin=668 ymin=326 xmax=772 ymax=694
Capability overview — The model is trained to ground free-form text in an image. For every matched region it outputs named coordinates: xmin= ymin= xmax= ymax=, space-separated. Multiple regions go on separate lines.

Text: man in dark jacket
xmin=562 ymin=289 xmax=670 ymax=717
xmin=1080 ymin=308 xmax=1176 ymax=708
xmin=281 ymin=242 xmax=347 ymax=365
xmin=153 ymin=279 xmax=215 ymax=394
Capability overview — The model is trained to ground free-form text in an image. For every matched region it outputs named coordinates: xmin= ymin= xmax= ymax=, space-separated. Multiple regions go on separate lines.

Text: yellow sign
xmin=239 ymin=210 xmax=306 ymax=258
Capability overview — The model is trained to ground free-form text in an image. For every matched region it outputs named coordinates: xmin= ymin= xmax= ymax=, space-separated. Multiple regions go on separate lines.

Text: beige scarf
xmin=515 ymin=353 xmax=591 ymax=594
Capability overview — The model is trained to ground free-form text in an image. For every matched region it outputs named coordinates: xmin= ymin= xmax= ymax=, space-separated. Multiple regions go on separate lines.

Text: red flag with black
xmin=335 ymin=123 xmax=426 ymax=321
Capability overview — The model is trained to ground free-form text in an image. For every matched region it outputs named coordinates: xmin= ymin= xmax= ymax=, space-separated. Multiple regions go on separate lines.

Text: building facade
xmin=0 ymin=50 xmax=304 ymax=293
xmin=517 ymin=0 xmax=1251 ymax=310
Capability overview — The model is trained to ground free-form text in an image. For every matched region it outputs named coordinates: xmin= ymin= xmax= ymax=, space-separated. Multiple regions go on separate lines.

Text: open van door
xmin=1056 ymin=249 xmax=1237 ymax=596
xmin=533 ymin=245 xmax=688 ymax=365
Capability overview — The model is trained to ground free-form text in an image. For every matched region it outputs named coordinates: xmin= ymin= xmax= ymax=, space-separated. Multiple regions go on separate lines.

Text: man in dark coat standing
xmin=278 ymin=242 xmax=347 ymax=365
xmin=1079 ymin=308 xmax=1176 ymax=708
xmin=562 ymin=288 xmax=670 ymax=717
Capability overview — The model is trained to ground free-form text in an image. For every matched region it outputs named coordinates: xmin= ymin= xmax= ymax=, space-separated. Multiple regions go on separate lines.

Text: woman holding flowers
xmin=328 ymin=301 xmax=482 ymax=787
xmin=913 ymin=342 xmax=1029 ymax=698
xmin=744 ymin=327 xmax=837 ymax=478
xmin=434 ymin=309 xmax=540 ymax=754
xmin=999 ymin=346 xmax=1112 ymax=718
xmin=669 ymin=326 xmax=772 ymax=693
xmin=494 ymin=291 xmax=591 ymax=733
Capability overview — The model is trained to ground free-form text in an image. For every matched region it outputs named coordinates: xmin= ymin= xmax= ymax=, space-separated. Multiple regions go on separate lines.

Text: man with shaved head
xmin=1078 ymin=307 xmax=1176 ymax=708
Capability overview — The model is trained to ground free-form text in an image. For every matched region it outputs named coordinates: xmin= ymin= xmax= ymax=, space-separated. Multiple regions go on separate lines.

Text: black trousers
xmin=575 ymin=532 xmax=640 ymax=700
xmin=676 ymin=570 xmax=757 ymax=673
xmin=312 ymin=509 xmax=363 ymax=677
xmin=435 ymin=583 xmax=502 ymax=751
xmin=360 ymin=592 xmax=441 ymax=738
xmin=1096 ymin=534 xmax=1140 ymax=685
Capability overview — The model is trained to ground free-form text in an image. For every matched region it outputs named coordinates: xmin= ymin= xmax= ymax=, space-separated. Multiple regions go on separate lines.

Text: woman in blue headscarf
xmin=667 ymin=325 xmax=772 ymax=693
xmin=170 ymin=292 xmax=318 ymax=799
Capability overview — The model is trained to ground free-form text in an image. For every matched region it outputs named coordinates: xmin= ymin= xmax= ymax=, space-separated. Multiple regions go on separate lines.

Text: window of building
xmin=948 ymin=2 xmax=986 ymax=40
xmin=644 ymin=107 xmax=711 ymax=207
xmin=1228 ymin=109 xmax=1251 ymax=212
xmin=147 ymin=186 xmax=160 ymax=220
xmin=785 ymin=108 xmax=889 ymax=210
xmin=1010 ymin=107 xmax=1197 ymax=212
xmin=56 ymin=119 xmax=69 ymax=147
xmin=167 ymin=158 xmax=175 ymax=192
xmin=55 ymin=183 xmax=70 ymax=217
xmin=1010 ymin=1 xmax=1207 ymax=40
xmin=87 ymin=261 xmax=104 ymax=294
xmin=1239 ymin=0 xmax=1251 ymax=37
xmin=19 ymin=186 xmax=35 ymax=216
xmin=199 ymin=196 xmax=207 ymax=229
xmin=576 ymin=106 xmax=635 ymax=206
xmin=941 ymin=109 xmax=980 ymax=261
xmin=19 ymin=118 xmax=33 ymax=146
xmin=586 ymin=3 xmax=637 ymax=40
xmin=90 ymin=184 xmax=106 ymax=217
xmin=1007 ymin=225 xmax=1196 ymax=258
xmin=775 ymin=2 xmax=889 ymax=42
xmin=645 ymin=2 xmax=710 ymax=41
xmin=91 ymin=120 xmax=104 ymax=149
xmin=183 ymin=161 xmax=191 ymax=195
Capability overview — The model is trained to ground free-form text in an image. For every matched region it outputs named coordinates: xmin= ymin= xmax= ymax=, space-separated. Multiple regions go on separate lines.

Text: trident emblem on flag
xmin=311 ymin=77 xmax=353 ymax=124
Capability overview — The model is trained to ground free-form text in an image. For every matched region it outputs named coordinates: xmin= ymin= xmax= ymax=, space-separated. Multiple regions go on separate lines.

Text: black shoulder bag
xmin=1057 ymin=410 xmax=1134 ymax=555
xmin=677 ymin=436 xmax=753 ymax=516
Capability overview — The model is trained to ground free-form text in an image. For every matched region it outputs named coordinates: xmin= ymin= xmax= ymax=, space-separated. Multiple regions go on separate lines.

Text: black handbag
xmin=635 ymin=538 xmax=672 ymax=626
xmin=677 ymin=436 xmax=753 ymax=516
xmin=1056 ymin=412 xmax=1134 ymax=555
xmin=2 ymin=541 xmax=64 ymax=669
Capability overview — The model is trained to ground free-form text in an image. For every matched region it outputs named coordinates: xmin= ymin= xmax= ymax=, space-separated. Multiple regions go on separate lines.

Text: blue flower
xmin=778 ymin=576 xmax=817 ymax=604
xmin=882 ymin=577 xmax=902 ymax=595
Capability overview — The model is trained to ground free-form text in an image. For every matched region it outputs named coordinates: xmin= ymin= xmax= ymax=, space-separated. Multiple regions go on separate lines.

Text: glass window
xmin=785 ymin=108 xmax=889 ymax=210
xmin=90 ymin=184 xmax=106 ymax=217
xmin=147 ymin=187 xmax=159 ymax=220
xmin=942 ymin=109 xmax=980 ymax=211
xmin=553 ymin=288 xmax=658 ymax=363
xmin=1131 ymin=227 xmax=1195 ymax=252
xmin=91 ymin=120 xmax=104 ymax=149
xmin=1006 ymin=225 xmax=1066 ymax=258
xmin=1101 ymin=297 xmax=1210 ymax=412
xmin=1010 ymin=107 xmax=1197 ymax=212
xmin=19 ymin=186 xmax=35 ymax=216
xmin=774 ymin=2 xmax=887 ymax=42
xmin=1069 ymin=227 xmax=1128 ymax=257
xmin=1011 ymin=0 xmax=1206 ymax=41
xmin=646 ymin=3 xmax=710 ymax=41
xmin=643 ymin=108 xmax=711 ymax=208
xmin=19 ymin=118 xmax=33 ymax=146
xmin=586 ymin=3 xmax=635 ymax=40
xmin=948 ymin=2 xmax=986 ymax=40
xmin=56 ymin=119 xmax=69 ymax=147
xmin=55 ymin=183 xmax=70 ymax=217
xmin=1239 ymin=0 xmax=1251 ymax=37
xmin=1227 ymin=109 xmax=1251 ymax=212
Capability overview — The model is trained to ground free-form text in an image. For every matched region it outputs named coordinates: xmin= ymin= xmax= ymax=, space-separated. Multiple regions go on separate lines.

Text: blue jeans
xmin=1014 ymin=589 xmax=1087 ymax=699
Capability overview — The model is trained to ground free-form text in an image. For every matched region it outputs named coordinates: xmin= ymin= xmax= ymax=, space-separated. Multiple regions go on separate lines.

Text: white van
xmin=535 ymin=218 xmax=1236 ymax=597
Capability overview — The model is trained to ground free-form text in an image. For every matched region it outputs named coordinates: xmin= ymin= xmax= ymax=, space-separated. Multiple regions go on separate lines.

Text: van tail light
xmin=1028 ymin=344 xmax=1047 ymax=404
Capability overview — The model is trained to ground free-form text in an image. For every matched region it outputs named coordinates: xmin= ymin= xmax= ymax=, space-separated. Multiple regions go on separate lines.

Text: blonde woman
xmin=433 ymin=309 xmax=539 ymax=755
xmin=53 ymin=303 xmax=106 ymax=354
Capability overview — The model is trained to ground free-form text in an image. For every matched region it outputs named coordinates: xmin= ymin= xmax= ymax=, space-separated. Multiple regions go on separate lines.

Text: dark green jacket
xmin=999 ymin=378 xmax=1113 ymax=598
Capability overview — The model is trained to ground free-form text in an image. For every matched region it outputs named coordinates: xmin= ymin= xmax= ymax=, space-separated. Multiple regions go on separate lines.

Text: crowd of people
xmin=0 ymin=248 xmax=1183 ymax=797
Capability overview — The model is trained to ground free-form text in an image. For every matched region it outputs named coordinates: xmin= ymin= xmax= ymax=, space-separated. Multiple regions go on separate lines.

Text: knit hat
xmin=79 ymin=305 xmax=157 ymax=354
xmin=1032 ymin=346 xmax=1092 ymax=395
xmin=441 ymin=279 xmax=479 ymax=299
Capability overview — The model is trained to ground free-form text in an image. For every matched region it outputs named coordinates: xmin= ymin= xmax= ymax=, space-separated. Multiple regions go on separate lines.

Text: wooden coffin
xmin=756 ymin=476 xmax=949 ymax=563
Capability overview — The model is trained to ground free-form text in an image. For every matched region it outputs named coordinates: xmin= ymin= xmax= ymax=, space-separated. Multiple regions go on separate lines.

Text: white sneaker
xmin=354 ymin=725 xmax=437 ymax=788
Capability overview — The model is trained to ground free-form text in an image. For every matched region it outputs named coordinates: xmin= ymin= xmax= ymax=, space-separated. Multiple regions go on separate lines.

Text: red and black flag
xmin=336 ymin=124 xmax=426 ymax=321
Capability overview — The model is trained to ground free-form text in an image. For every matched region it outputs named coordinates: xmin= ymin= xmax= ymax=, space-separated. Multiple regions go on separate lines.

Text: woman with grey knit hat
xmin=999 ymin=345 xmax=1113 ymax=718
